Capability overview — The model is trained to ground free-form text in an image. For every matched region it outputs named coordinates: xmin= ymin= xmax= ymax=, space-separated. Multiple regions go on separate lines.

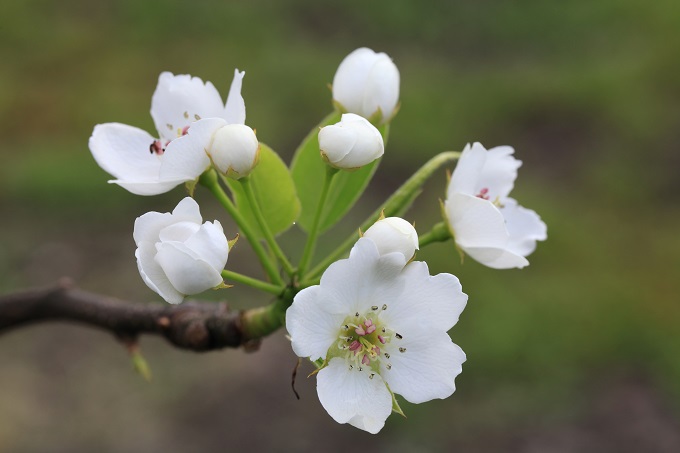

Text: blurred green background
xmin=1 ymin=0 xmax=679 ymax=451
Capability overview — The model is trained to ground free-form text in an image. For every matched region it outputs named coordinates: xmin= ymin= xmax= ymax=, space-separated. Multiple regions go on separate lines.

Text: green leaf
xmin=291 ymin=111 xmax=389 ymax=233
xmin=226 ymin=143 xmax=300 ymax=239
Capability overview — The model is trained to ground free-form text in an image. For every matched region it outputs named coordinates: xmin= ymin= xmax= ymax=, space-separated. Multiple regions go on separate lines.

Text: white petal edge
xmin=151 ymin=72 xmax=226 ymax=143
xmin=317 ymin=357 xmax=392 ymax=434
xmin=381 ymin=261 xmax=467 ymax=334
xmin=501 ymin=198 xmax=547 ymax=257
xmin=89 ymin=123 xmax=162 ymax=182
xmin=286 ymin=286 xmax=346 ymax=361
xmin=382 ymin=331 xmax=466 ymax=404
xmin=135 ymin=243 xmax=184 ymax=304
xmin=154 ymin=242 xmax=224 ymax=295
xmin=223 ymin=69 xmax=246 ymax=125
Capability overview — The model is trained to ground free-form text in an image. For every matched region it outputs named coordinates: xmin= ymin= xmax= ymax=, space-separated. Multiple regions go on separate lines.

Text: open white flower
xmin=332 ymin=47 xmax=400 ymax=123
xmin=444 ymin=142 xmax=547 ymax=269
xmin=318 ymin=113 xmax=384 ymax=169
xmin=286 ymin=237 xmax=467 ymax=434
xmin=133 ymin=197 xmax=229 ymax=304
xmin=89 ymin=69 xmax=246 ymax=195
xmin=363 ymin=217 xmax=418 ymax=260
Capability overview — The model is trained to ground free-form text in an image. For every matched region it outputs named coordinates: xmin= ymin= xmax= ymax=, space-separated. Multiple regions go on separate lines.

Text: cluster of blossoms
xmin=89 ymin=47 xmax=546 ymax=433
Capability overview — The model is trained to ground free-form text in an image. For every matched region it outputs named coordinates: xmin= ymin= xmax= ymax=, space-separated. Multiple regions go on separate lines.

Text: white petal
xmin=183 ymin=221 xmax=229 ymax=272
xmin=332 ymin=114 xmax=384 ymax=168
xmin=363 ymin=217 xmax=418 ymax=260
xmin=159 ymin=132 xmax=212 ymax=182
xmin=320 ymin=238 xmax=406 ymax=315
xmin=135 ymin=243 xmax=184 ymax=304
xmin=476 ymin=146 xmax=521 ymax=202
xmin=447 ymin=142 xmax=485 ymax=197
xmin=445 ymin=193 xmax=530 ymax=269
xmin=171 ymin=197 xmax=202 ymax=222
xmin=317 ymin=357 xmax=392 ymax=434
xmin=89 ymin=123 xmax=165 ymax=183
xmin=501 ymin=198 xmax=547 ymax=256
xmin=151 ymin=72 xmax=226 ymax=143
xmin=362 ymin=54 xmax=400 ymax=122
xmin=381 ymin=331 xmax=465 ymax=404
xmin=462 ymin=246 xmax=529 ymax=269
xmin=157 ymin=221 xmax=200 ymax=243
xmin=112 ymin=179 xmax=185 ymax=196
xmin=381 ymin=261 xmax=467 ymax=334
xmin=448 ymin=143 xmax=520 ymax=202
xmin=445 ymin=192 xmax=509 ymax=249
xmin=332 ymin=48 xmax=377 ymax=114
xmin=154 ymin=242 xmax=224 ymax=295
xmin=318 ymin=123 xmax=356 ymax=164
xmin=223 ymin=69 xmax=246 ymax=125
xmin=133 ymin=211 xmax=175 ymax=245
xmin=285 ymin=286 xmax=346 ymax=361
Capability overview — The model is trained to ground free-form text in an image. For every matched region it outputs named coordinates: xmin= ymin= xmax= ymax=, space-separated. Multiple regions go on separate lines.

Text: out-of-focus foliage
xmin=1 ymin=0 xmax=679 ymax=450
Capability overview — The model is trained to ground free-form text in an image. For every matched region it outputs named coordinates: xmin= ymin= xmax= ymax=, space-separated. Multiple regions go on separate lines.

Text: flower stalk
xmin=238 ymin=176 xmax=295 ymax=276
xmin=297 ymin=165 xmax=338 ymax=278
xmin=418 ymin=221 xmax=452 ymax=248
xmin=200 ymin=171 xmax=284 ymax=286
xmin=305 ymin=151 xmax=460 ymax=283
xmin=220 ymin=270 xmax=285 ymax=295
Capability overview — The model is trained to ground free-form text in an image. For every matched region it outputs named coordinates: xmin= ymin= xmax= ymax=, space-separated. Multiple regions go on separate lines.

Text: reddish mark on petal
xmin=476 ymin=187 xmax=490 ymax=200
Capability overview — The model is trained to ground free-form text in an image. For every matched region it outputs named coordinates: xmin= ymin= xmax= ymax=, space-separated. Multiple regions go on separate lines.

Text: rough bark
xmin=0 ymin=279 xmax=260 ymax=352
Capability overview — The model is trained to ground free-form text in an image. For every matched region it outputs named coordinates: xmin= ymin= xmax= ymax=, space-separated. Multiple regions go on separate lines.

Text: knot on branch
xmin=160 ymin=302 xmax=245 ymax=351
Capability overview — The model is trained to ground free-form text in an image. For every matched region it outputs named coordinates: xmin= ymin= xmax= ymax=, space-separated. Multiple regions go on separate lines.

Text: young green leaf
xmin=226 ymin=143 xmax=300 ymax=238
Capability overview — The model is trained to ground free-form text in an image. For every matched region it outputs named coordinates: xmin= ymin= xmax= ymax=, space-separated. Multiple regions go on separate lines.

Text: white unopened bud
xmin=332 ymin=47 xmax=400 ymax=123
xmin=363 ymin=217 xmax=419 ymax=260
xmin=318 ymin=113 xmax=384 ymax=170
xmin=209 ymin=124 xmax=260 ymax=179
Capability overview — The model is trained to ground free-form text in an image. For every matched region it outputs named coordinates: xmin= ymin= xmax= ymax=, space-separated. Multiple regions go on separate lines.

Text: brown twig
xmin=0 ymin=279 xmax=261 ymax=352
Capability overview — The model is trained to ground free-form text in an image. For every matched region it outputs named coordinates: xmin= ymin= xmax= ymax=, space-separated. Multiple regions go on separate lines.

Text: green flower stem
xmin=200 ymin=172 xmax=284 ymax=286
xmin=297 ymin=165 xmax=338 ymax=278
xmin=239 ymin=176 xmax=295 ymax=277
xmin=419 ymin=221 xmax=452 ymax=248
xmin=305 ymin=151 xmax=461 ymax=282
xmin=221 ymin=270 xmax=285 ymax=295
xmin=241 ymin=286 xmax=296 ymax=340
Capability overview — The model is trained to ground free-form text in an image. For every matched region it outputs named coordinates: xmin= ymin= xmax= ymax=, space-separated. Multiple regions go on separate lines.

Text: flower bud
xmin=133 ymin=197 xmax=230 ymax=304
xmin=363 ymin=217 xmax=419 ymax=260
xmin=208 ymin=123 xmax=260 ymax=179
xmin=332 ymin=47 xmax=400 ymax=123
xmin=318 ymin=113 xmax=384 ymax=169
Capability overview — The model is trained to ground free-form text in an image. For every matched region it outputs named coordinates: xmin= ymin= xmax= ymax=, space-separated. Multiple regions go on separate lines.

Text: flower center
xmin=476 ymin=187 xmax=503 ymax=208
xmin=328 ymin=305 xmax=404 ymax=378
xmin=148 ymin=127 xmax=191 ymax=156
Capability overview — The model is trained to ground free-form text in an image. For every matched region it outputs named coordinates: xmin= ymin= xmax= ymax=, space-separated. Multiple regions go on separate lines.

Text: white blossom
xmin=133 ymin=197 xmax=229 ymax=304
xmin=89 ymin=69 xmax=246 ymax=195
xmin=332 ymin=47 xmax=400 ymax=123
xmin=286 ymin=237 xmax=467 ymax=434
xmin=444 ymin=142 xmax=547 ymax=269
xmin=363 ymin=217 xmax=418 ymax=260
xmin=318 ymin=113 xmax=384 ymax=169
